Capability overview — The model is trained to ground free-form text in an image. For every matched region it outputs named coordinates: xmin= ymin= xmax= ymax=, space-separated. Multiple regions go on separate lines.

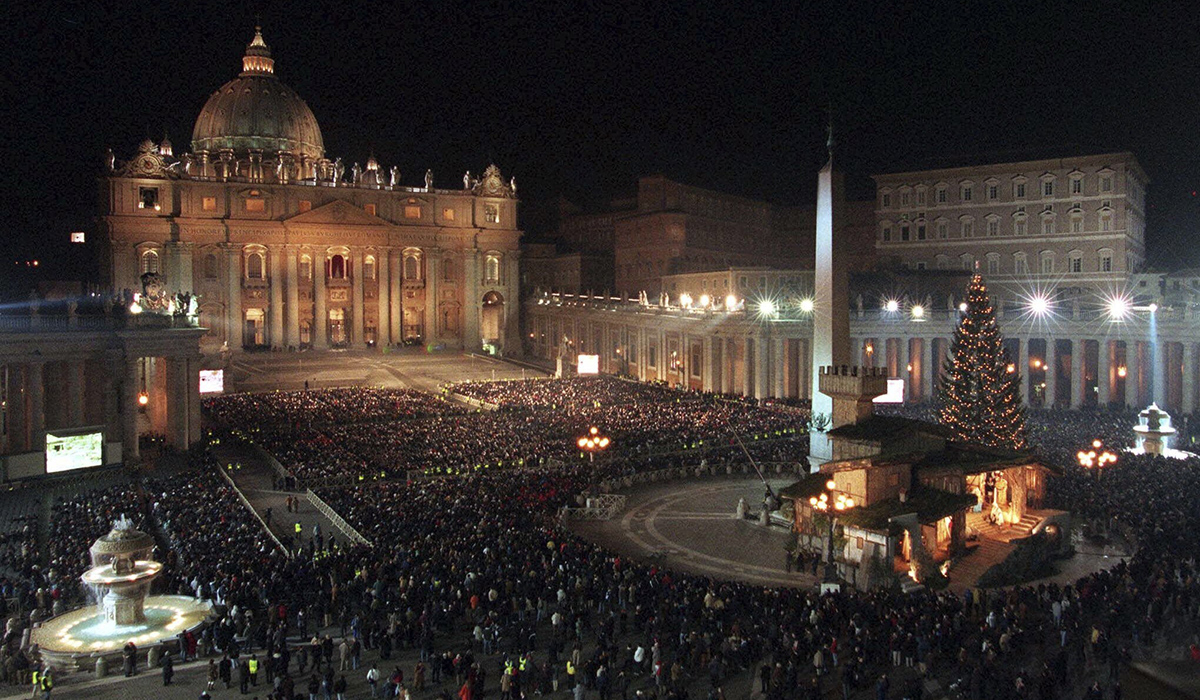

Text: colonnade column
xmin=772 ymin=338 xmax=784 ymax=398
xmin=1097 ymin=339 xmax=1111 ymax=409
xmin=703 ymin=337 xmax=714 ymax=392
xmin=389 ymin=251 xmax=403 ymax=343
xmin=269 ymin=247 xmax=284 ymax=349
xmin=1185 ymin=343 xmax=1199 ymax=415
xmin=285 ymin=246 xmax=299 ymax=348
xmin=225 ymin=246 xmax=243 ymax=350
xmin=1018 ymin=337 xmax=1030 ymax=404
xmin=921 ymin=337 xmax=934 ymax=401
xmin=66 ymin=359 xmax=85 ymax=426
xmin=187 ymin=355 xmax=202 ymax=446
xmin=464 ymin=250 xmax=480 ymax=351
xmin=742 ymin=338 xmax=754 ymax=397
xmin=897 ymin=337 xmax=910 ymax=401
xmin=377 ymin=248 xmax=391 ymax=347
xmin=754 ymin=335 xmax=769 ymax=399
xmin=166 ymin=357 xmax=186 ymax=449
xmin=721 ymin=338 xmax=734 ymax=394
xmin=313 ymin=250 xmax=328 ymax=349
xmin=1045 ymin=340 xmax=1058 ymax=408
xmin=122 ymin=356 xmax=139 ymax=463
xmin=28 ymin=363 xmax=44 ymax=451
xmin=1125 ymin=341 xmax=1139 ymax=408
xmin=1153 ymin=340 xmax=1167 ymax=408
xmin=798 ymin=338 xmax=810 ymax=399
xmin=351 ymin=248 xmax=365 ymax=347
xmin=1070 ymin=340 xmax=1085 ymax=409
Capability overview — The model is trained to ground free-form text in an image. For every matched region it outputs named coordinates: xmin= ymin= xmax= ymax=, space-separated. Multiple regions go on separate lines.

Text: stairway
xmin=947 ymin=538 xmax=1016 ymax=591
xmin=971 ymin=511 xmax=1042 ymax=542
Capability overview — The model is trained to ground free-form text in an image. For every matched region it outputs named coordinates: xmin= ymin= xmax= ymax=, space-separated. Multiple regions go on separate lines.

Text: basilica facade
xmin=100 ymin=29 xmax=522 ymax=355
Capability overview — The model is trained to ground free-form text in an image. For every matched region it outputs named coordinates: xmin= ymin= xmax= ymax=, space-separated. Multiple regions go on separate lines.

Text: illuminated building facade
xmin=100 ymin=29 xmax=522 ymax=355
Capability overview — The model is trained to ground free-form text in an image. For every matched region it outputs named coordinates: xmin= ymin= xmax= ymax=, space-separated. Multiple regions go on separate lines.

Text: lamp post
xmin=577 ymin=426 xmax=611 ymax=463
xmin=1077 ymin=439 xmax=1118 ymax=479
xmin=809 ymin=479 xmax=855 ymax=583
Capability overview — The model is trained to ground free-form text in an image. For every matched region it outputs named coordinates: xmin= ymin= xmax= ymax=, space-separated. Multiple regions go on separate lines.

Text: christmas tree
xmin=938 ymin=273 xmax=1028 ymax=450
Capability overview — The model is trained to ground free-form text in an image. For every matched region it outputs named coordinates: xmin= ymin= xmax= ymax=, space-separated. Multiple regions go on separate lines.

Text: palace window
xmin=900 ymin=192 xmax=910 ymax=207
xmin=485 ymin=204 xmax=500 ymax=224
xmin=1100 ymin=250 xmax=1113 ymax=272
xmin=986 ymin=219 xmax=999 ymax=237
xmin=917 ymin=224 xmax=927 ymax=240
xmin=987 ymin=184 xmax=999 ymax=201
xmin=881 ymin=192 xmax=891 ymax=208
xmin=986 ymin=255 xmax=1000 ymax=275
xmin=1043 ymin=180 xmax=1054 ymax=196
xmin=1014 ymin=216 xmax=1027 ymax=236
xmin=1015 ymin=182 xmax=1026 ymax=198
xmin=960 ymin=218 xmax=974 ymax=238
xmin=443 ymin=258 xmax=454 ymax=280
xmin=937 ymin=221 xmax=948 ymax=239
xmin=916 ymin=188 xmax=927 ymax=205
xmin=1100 ymin=212 xmax=1113 ymax=232
xmin=1042 ymin=216 xmax=1055 ymax=235
xmin=1071 ymin=177 xmax=1083 ymax=194
xmin=900 ymin=224 xmax=910 ymax=242
xmin=1071 ymin=214 xmax=1083 ymax=233
xmin=1014 ymin=252 xmax=1028 ymax=274
xmin=961 ymin=185 xmax=973 ymax=201
xmin=960 ymin=254 xmax=973 ymax=270
xmin=881 ymin=226 xmax=892 ymax=242
xmin=1069 ymin=253 xmax=1083 ymax=273
xmin=1100 ymin=175 xmax=1113 ymax=192
xmin=936 ymin=186 xmax=947 ymax=204
xmin=1040 ymin=252 xmax=1055 ymax=275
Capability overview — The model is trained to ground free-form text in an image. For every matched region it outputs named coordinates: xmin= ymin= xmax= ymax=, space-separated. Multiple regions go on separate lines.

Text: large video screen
xmin=45 ymin=431 xmax=104 ymax=474
xmin=872 ymin=378 xmax=906 ymax=404
xmin=199 ymin=369 xmax=224 ymax=394
xmin=577 ymin=354 xmax=600 ymax=375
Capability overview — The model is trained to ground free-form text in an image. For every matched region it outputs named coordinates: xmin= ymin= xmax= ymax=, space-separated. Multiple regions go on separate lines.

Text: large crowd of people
xmin=0 ymin=379 xmax=1196 ymax=699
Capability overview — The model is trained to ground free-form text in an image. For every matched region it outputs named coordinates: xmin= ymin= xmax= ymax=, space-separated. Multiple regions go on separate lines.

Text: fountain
xmin=30 ymin=517 xmax=212 ymax=672
xmin=1134 ymin=403 xmax=1177 ymax=456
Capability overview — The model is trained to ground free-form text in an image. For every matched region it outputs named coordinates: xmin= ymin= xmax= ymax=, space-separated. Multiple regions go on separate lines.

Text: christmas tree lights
xmin=938 ymin=273 xmax=1028 ymax=450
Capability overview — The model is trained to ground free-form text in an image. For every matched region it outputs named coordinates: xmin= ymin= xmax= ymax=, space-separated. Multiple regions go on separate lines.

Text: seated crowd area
xmin=0 ymin=377 xmax=1193 ymax=700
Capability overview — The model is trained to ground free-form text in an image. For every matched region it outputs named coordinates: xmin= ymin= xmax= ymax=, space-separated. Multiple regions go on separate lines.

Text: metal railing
xmin=216 ymin=464 xmax=288 ymax=555
xmin=563 ymin=494 xmax=627 ymax=521
xmin=305 ymin=488 xmax=373 ymax=547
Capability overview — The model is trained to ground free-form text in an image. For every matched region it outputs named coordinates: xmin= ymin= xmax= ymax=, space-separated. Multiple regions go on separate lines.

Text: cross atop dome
xmin=241 ymin=26 xmax=275 ymax=76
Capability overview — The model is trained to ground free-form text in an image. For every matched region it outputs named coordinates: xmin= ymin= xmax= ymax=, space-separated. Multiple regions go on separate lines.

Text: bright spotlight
xmin=884 ymin=299 xmax=899 ymax=313
xmin=958 ymin=302 xmax=968 ymax=312
xmin=1029 ymin=295 xmax=1050 ymax=316
xmin=1148 ymin=302 xmax=1159 ymax=313
xmin=911 ymin=304 xmax=925 ymax=319
xmin=725 ymin=294 xmax=738 ymax=310
xmin=799 ymin=298 xmax=814 ymax=313
xmin=1107 ymin=297 xmax=1130 ymax=320
xmin=758 ymin=299 xmax=777 ymax=316
xmin=698 ymin=294 xmax=711 ymax=308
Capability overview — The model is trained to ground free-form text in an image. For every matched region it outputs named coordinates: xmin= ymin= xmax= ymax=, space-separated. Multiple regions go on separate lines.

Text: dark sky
xmin=7 ymin=0 xmax=1200 ymax=282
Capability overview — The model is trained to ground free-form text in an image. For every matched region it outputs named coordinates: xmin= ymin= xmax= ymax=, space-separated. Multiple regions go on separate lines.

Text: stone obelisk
xmin=808 ymin=133 xmax=851 ymax=471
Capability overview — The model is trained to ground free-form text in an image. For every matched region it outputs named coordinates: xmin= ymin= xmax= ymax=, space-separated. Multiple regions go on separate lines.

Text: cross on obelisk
xmin=808 ymin=120 xmax=851 ymax=471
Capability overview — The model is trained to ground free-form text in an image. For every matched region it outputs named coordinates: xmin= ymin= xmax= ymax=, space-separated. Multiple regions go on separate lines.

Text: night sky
xmin=7 ymin=1 xmax=1200 ymax=288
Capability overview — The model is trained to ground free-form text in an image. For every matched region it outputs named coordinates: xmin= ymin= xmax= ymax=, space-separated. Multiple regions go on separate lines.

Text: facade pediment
xmin=286 ymin=199 xmax=387 ymax=226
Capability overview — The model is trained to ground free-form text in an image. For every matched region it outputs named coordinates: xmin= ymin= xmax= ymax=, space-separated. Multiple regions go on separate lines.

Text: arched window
xmin=140 ymin=250 xmax=160 ymax=274
xmin=1014 ymin=252 xmax=1028 ymax=275
xmin=959 ymin=254 xmax=973 ymax=270
xmin=299 ymin=254 xmax=312 ymax=279
xmin=363 ymin=255 xmax=376 ymax=280
xmin=986 ymin=253 xmax=1000 ymax=275
xmin=485 ymin=254 xmax=501 ymax=284
xmin=1040 ymin=251 xmax=1055 ymax=275
xmin=329 ymin=254 xmax=346 ymax=280
xmin=1098 ymin=248 xmax=1114 ymax=273
xmin=246 ymin=252 xmax=264 ymax=279
xmin=404 ymin=253 xmax=421 ymax=280
xmin=203 ymin=253 xmax=218 ymax=279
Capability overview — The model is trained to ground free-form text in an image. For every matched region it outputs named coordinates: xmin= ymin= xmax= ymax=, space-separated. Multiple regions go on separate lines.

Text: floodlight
xmin=1029 ymin=295 xmax=1050 ymax=316
xmin=884 ymin=299 xmax=899 ymax=313
xmin=1107 ymin=297 xmax=1130 ymax=319
xmin=911 ymin=304 xmax=924 ymax=319
xmin=799 ymin=298 xmax=814 ymax=313
xmin=758 ymin=300 xmax=777 ymax=316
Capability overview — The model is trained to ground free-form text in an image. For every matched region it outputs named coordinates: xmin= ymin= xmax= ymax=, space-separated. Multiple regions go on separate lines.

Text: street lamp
xmin=577 ymin=426 xmax=611 ymax=463
xmin=1077 ymin=440 xmax=1118 ymax=478
xmin=808 ymin=479 xmax=856 ymax=582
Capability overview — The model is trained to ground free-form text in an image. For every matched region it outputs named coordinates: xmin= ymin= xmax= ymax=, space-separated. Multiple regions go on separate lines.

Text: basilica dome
xmin=191 ymin=28 xmax=325 ymax=160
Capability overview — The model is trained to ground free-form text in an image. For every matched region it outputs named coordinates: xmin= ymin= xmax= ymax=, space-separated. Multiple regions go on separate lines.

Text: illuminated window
xmin=485 ymin=204 xmax=500 ymax=224
xmin=363 ymin=255 xmax=376 ymax=280
xmin=364 ymin=203 xmax=377 ymax=216
xmin=245 ymin=198 xmax=265 ymax=212
xmin=298 ymin=200 xmax=312 ymax=213
xmin=202 ymin=196 xmax=217 ymax=212
xmin=140 ymin=249 xmax=160 ymax=274
xmin=404 ymin=253 xmax=421 ymax=280
xmin=246 ymin=252 xmax=264 ymax=279
xmin=299 ymin=254 xmax=312 ymax=279
xmin=442 ymin=207 xmax=455 ymax=221
xmin=485 ymin=254 xmax=501 ymax=284
xmin=404 ymin=205 xmax=421 ymax=219
xmin=329 ymin=254 xmax=346 ymax=280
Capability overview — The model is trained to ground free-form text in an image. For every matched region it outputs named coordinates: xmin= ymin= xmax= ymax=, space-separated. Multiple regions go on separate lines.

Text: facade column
xmin=285 ymin=246 xmax=299 ymax=348
xmin=166 ymin=357 xmax=186 ymax=449
xmin=504 ymin=253 xmax=521 ymax=353
xmin=167 ymin=241 xmax=194 ymax=293
xmin=1097 ymin=339 xmax=1111 ymax=408
xmin=1018 ymin=337 xmax=1030 ymax=405
xmin=225 ymin=246 xmax=243 ymax=350
xmin=377 ymin=247 xmax=392 ymax=347
xmin=122 ymin=357 xmax=139 ymax=463
xmin=389 ymin=250 xmax=403 ymax=343
xmin=269 ymin=247 xmax=284 ymax=349
xmin=424 ymin=250 xmax=440 ymax=343
xmin=798 ymin=338 xmax=810 ymax=399
xmin=313 ymin=250 xmax=328 ymax=349
xmin=7 ymin=367 xmax=24 ymax=453
xmin=28 ymin=362 xmax=44 ymax=450
xmin=66 ymin=359 xmax=85 ymax=427
xmin=351 ymin=248 xmax=365 ymax=347
xmin=772 ymin=338 xmax=784 ymax=398
xmin=897 ymin=337 xmax=910 ymax=401
xmin=1186 ymin=343 xmax=1200 ymax=414
xmin=187 ymin=356 xmax=201 ymax=446
xmin=1070 ymin=340 xmax=1084 ymax=408
xmin=1125 ymin=341 xmax=1139 ymax=408
xmin=464 ymin=250 xmax=480 ymax=351
xmin=741 ymin=338 xmax=754 ymax=397
xmin=720 ymin=338 xmax=733 ymax=394
xmin=1045 ymin=339 xmax=1058 ymax=408
xmin=703 ymin=337 xmax=714 ymax=392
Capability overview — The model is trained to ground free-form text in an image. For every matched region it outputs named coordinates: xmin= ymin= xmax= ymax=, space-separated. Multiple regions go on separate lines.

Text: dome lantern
xmin=241 ymin=26 xmax=275 ymax=76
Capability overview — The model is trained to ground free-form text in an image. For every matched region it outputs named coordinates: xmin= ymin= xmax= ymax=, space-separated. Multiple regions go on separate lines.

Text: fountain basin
xmin=31 ymin=595 xmax=212 ymax=671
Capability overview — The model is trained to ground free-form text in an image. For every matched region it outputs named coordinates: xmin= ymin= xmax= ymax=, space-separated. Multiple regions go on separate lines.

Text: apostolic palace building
xmin=100 ymin=29 xmax=522 ymax=356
